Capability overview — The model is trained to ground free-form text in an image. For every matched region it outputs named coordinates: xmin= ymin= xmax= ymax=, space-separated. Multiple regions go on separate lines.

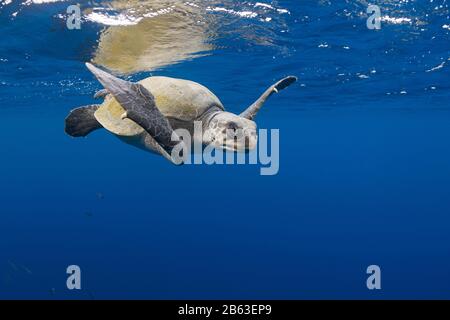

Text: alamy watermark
xmin=66 ymin=265 xmax=81 ymax=290
xmin=64 ymin=264 xmax=383 ymax=291
xmin=66 ymin=4 xmax=81 ymax=30
xmin=367 ymin=4 xmax=381 ymax=30
xmin=366 ymin=265 xmax=382 ymax=290
xmin=168 ymin=121 xmax=280 ymax=176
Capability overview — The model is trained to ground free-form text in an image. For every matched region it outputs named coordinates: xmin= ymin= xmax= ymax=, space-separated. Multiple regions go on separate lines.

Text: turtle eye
xmin=227 ymin=122 xmax=239 ymax=131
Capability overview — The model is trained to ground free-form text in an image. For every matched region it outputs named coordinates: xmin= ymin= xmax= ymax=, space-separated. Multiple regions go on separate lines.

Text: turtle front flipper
xmin=240 ymin=76 xmax=297 ymax=120
xmin=85 ymin=63 xmax=184 ymax=164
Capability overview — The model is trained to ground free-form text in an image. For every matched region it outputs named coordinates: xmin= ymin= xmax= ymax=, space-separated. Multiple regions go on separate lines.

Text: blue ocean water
xmin=0 ymin=0 xmax=449 ymax=299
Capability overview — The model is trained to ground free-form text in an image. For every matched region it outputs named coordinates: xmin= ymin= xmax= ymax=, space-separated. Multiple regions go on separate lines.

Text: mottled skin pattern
xmin=66 ymin=63 xmax=296 ymax=164
xmin=203 ymin=112 xmax=257 ymax=151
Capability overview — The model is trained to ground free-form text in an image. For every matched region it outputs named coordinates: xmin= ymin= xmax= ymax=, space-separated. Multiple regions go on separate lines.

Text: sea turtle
xmin=65 ymin=63 xmax=296 ymax=164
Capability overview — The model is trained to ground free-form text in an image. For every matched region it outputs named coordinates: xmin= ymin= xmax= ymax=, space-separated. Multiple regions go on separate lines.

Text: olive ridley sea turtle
xmin=65 ymin=63 xmax=296 ymax=164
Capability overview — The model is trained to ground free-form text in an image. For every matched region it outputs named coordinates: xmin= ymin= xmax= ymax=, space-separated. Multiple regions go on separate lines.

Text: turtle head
xmin=204 ymin=112 xmax=257 ymax=152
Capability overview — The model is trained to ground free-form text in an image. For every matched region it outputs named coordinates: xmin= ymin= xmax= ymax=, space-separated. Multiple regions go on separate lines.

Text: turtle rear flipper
xmin=65 ymin=105 xmax=103 ymax=137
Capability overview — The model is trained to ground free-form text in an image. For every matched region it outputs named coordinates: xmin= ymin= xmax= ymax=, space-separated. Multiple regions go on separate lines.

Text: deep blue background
xmin=0 ymin=0 xmax=449 ymax=299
